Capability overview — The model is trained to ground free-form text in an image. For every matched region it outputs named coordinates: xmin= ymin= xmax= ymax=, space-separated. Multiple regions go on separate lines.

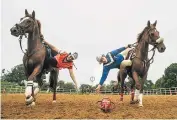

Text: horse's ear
xmin=32 ymin=10 xmax=35 ymax=19
xmin=147 ymin=20 xmax=151 ymax=27
xmin=153 ymin=20 xmax=157 ymax=27
xmin=25 ymin=9 xmax=29 ymax=16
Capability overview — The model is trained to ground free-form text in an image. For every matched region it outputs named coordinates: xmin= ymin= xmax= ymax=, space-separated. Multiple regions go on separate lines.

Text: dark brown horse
xmin=10 ymin=9 xmax=59 ymax=106
xmin=118 ymin=20 xmax=166 ymax=107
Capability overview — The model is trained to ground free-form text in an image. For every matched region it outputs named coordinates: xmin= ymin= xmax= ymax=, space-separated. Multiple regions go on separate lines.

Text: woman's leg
xmin=47 ymin=57 xmax=58 ymax=67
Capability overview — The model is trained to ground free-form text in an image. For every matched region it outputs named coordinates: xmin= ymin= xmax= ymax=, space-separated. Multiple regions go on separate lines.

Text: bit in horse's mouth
xmin=11 ymin=32 xmax=19 ymax=37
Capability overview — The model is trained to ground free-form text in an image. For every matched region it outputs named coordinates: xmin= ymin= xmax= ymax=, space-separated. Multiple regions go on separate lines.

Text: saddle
xmin=40 ymin=38 xmax=55 ymax=74
xmin=124 ymin=48 xmax=136 ymax=77
xmin=125 ymin=48 xmax=136 ymax=60
xmin=124 ymin=48 xmax=147 ymax=77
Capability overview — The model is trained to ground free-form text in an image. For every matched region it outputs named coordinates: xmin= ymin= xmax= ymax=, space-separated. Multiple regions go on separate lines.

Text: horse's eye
xmin=27 ymin=20 xmax=31 ymax=23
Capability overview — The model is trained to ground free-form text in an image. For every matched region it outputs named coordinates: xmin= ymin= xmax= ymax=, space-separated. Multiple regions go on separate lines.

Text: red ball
xmin=100 ymin=98 xmax=111 ymax=112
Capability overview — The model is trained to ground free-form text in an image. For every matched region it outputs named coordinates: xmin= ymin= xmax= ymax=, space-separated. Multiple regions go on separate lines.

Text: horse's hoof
xmin=30 ymin=102 xmax=35 ymax=106
xmin=27 ymin=102 xmax=35 ymax=107
xmin=130 ymin=100 xmax=135 ymax=104
xmin=25 ymin=96 xmax=34 ymax=105
xmin=135 ymin=99 xmax=139 ymax=104
xmin=138 ymin=104 xmax=143 ymax=107
xmin=52 ymin=100 xmax=56 ymax=103
xmin=119 ymin=101 xmax=124 ymax=104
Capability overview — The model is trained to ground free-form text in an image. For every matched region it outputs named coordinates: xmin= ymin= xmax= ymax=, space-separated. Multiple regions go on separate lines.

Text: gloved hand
xmin=96 ymin=84 xmax=102 ymax=93
xmin=40 ymin=34 xmax=44 ymax=40
xmin=127 ymin=44 xmax=132 ymax=48
xmin=58 ymin=50 xmax=67 ymax=54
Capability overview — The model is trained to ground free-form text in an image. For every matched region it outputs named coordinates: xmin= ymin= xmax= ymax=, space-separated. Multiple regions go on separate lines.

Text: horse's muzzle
xmin=158 ymin=46 xmax=166 ymax=53
xmin=10 ymin=26 xmax=20 ymax=37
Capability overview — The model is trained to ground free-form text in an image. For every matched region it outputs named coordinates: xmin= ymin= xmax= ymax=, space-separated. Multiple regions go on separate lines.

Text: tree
xmin=155 ymin=63 xmax=177 ymax=88
xmin=80 ymin=84 xmax=92 ymax=94
xmin=1 ymin=64 xmax=47 ymax=85
xmin=143 ymin=80 xmax=154 ymax=90
xmin=58 ymin=80 xmax=65 ymax=88
xmin=1 ymin=64 xmax=26 ymax=83
xmin=1 ymin=69 xmax=5 ymax=74
xmin=64 ymin=82 xmax=75 ymax=89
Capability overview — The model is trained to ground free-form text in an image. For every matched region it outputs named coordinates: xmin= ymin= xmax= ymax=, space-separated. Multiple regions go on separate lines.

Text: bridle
xmin=131 ymin=27 xmax=160 ymax=66
xmin=16 ymin=16 xmax=43 ymax=57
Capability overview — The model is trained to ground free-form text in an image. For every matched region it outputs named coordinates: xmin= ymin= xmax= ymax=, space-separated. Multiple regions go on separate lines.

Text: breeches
xmin=120 ymin=60 xmax=132 ymax=68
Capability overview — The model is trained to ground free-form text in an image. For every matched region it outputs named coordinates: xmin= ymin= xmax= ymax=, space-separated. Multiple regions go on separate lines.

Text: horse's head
xmin=10 ymin=9 xmax=37 ymax=37
xmin=155 ymin=41 xmax=166 ymax=53
xmin=137 ymin=20 xmax=166 ymax=53
xmin=147 ymin=20 xmax=166 ymax=53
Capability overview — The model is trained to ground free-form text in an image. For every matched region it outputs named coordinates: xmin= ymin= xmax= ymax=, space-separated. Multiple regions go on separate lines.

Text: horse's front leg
xmin=119 ymin=69 xmax=127 ymax=102
xmin=25 ymin=65 xmax=42 ymax=106
xmin=139 ymin=64 xmax=150 ymax=107
xmin=132 ymin=71 xmax=142 ymax=107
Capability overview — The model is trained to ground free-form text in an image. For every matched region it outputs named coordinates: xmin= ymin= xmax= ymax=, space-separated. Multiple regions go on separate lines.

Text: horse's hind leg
xmin=33 ymin=73 xmax=43 ymax=101
xmin=119 ymin=69 xmax=127 ymax=102
xmin=49 ymin=68 xmax=59 ymax=103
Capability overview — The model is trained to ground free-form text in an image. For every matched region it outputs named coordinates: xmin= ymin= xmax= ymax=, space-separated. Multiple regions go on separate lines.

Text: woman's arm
xmin=43 ymin=40 xmax=59 ymax=53
xmin=68 ymin=68 xmax=78 ymax=89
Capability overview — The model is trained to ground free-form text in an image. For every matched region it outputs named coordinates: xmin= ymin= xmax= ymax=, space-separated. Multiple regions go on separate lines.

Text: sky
xmin=1 ymin=0 xmax=177 ymax=86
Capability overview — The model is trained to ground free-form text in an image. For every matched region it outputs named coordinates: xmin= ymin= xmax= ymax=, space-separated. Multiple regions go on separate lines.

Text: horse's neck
xmin=27 ymin=26 xmax=42 ymax=53
xmin=136 ymin=38 xmax=149 ymax=60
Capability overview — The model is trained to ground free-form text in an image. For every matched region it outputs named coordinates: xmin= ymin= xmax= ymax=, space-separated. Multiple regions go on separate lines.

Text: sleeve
xmin=110 ymin=47 xmax=126 ymax=56
xmin=68 ymin=65 xmax=73 ymax=69
xmin=117 ymin=47 xmax=126 ymax=53
xmin=99 ymin=67 xmax=110 ymax=85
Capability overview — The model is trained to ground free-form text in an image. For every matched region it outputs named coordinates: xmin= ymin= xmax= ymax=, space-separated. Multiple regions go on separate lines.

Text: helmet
xmin=71 ymin=52 xmax=78 ymax=60
xmin=96 ymin=56 xmax=102 ymax=63
xmin=96 ymin=54 xmax=105 ymax=63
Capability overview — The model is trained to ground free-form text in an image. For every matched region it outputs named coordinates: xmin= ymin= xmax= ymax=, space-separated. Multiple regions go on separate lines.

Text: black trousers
xmin=47 ymin=57 xmax=57 ymax=67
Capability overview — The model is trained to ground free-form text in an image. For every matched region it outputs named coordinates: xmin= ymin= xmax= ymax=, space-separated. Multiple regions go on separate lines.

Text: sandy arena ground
xmin=1 ymin=94 xmax=177 ymax=119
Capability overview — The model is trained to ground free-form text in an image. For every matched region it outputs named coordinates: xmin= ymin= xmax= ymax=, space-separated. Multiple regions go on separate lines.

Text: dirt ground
xmin=1 ymin=94 xmax=177 ymax=119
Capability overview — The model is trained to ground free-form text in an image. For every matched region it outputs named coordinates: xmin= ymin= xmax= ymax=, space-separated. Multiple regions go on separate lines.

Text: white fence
xmin=1 ymin=85 xmax=177 ymax=95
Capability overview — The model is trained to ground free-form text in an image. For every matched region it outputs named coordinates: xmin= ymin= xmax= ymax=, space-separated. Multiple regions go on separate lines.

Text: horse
xmin=10 ymin=9 xmax=59 ymax=106
xmin=118 ymin=20 xmax=166 ymax=107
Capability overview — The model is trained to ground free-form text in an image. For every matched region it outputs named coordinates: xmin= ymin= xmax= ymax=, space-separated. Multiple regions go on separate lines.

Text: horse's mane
xmin=25 ymin=15 xmax=42 ymax=35
xmin=137 ymin=27 xmax=149 ymax=43
xmin=36 ymin=20 xmax=42 ymax=35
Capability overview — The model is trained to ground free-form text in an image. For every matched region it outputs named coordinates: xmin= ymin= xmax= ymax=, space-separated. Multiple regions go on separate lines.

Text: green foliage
xmin=1 ymin=64 xmax=26 ymax=83
xmin=155 ymin=63 xmax=177 ymax=88
xmin=58 ymin=80 xmax=65 ymax=88
xmin=1 ymin=64 xmax=47 ymax=85
xmin=79 ymin=84 xmax=92 ymax=94
xmin=143 ymin=80 xmax=154 ymax=90
xmin=64 ymin=82 xmax=75 ymax=89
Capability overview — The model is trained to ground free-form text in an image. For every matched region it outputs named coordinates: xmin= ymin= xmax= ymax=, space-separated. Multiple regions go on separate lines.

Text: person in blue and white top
xmin=95 ymin=44 xmax=134 ymax=93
